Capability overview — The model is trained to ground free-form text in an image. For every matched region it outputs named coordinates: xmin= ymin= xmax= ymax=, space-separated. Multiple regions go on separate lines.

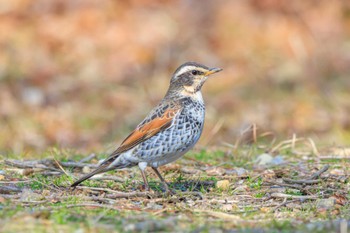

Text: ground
xmin=1 ymin=138 xmax=349 ymax=233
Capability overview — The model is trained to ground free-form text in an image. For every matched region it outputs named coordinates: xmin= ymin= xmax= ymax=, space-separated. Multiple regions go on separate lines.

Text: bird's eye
xmin=191 ymin=70 xmax=199 ymax=75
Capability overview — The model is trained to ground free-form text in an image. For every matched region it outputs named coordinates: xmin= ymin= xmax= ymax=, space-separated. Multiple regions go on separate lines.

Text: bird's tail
xmin=71 ymin=164 xmax=110 ymax=187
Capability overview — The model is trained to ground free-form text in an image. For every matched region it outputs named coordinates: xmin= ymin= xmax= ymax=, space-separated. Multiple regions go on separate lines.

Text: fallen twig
xmin=272 ymin=198 xmax=299 ymax=212
xmin=309 ymin=165 xmax=330 ymax=179
xmin=282 ymin=178 xmax=321 ymax=185
xmin=74 ymin=186 xmax=158 ymax=198
xmin=265 ymin=181 xmax=303 ymax=190
xmin=177 ymin=191 xmax=204 ymax=199
xmin=0 ymin=194 xmax=21 ymax=199
xmin=194 ymin=209 xmax=241 ymax=221
xmin=59 ymin=161 xmax=98 ymax=168
xmin=270 ymin=193 xmax=318 ymax=200
xmin=39 ymin=171 xmax=62 ymax=176
xmin=5 ymin=159 xmax=98 ymax=171
xmin=65 ymin=203 xmax=119 ymax=209
xmin=5 ymin=160 xmax=62 ymax=172
xmin=74 ymin=186 xmax=123 ymax=193
xmin=90 ymin=175 xmax=125 ymax=182
xmin=208 ymin=199 xmax=240 ymax=204
xmin=0 ymin=185 xmax=22 ymax=194
xmin=79 ymin=153 xmax=96 ymax=163
xmin=106 ymin=191 xmax=157 ymax=199
xmin=0 ymin=180 xmax=32 ymax=184
xmin=13 ymin=200 xmax=48 ymax=205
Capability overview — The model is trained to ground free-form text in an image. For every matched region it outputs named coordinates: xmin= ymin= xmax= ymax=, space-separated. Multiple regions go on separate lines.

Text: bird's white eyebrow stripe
xmin=175 ymin=66 xmax=207 ymax=76
xmin=174 ymin=66 xmax=197 ymax=76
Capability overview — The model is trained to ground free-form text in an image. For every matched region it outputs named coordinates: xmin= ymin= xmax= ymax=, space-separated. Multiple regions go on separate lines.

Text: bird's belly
xmin=148 ymin=150 xmax=188 ymax=168
xmin=133 ymin=105 xmax=205 ymax=167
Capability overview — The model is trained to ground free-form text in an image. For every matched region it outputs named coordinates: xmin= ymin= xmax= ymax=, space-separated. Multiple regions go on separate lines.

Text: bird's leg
xmin=138 ymin=162 xmax=149 ymax=191
xmin=151 ymin=167 xmax=171 ymax=193
xmin=140 ymin=170 xmax=150 ymax=191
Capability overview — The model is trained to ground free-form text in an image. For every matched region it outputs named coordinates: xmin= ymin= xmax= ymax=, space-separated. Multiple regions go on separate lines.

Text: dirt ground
xmin=1 ymin=139 xmax=349 ymax=232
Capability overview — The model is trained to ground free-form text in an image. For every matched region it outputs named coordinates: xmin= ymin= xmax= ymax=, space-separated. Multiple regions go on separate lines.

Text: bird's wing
xmin=71 ymin=103 xmax=182 ymax=187
xmin=102 ymin=102 xmax=182 ymax=164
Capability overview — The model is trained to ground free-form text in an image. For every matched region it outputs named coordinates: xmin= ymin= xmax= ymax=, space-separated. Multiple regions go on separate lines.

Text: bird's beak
xmin=205 ymin=67 xmax=223 ymax=76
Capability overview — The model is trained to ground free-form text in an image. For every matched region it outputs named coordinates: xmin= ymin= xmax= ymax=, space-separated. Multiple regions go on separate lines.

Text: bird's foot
xmin=164 ymin=188 xmax=176 ymax=196
xmin=161 ymin=182 xmax=176 ymax=195
xmin=141 ymin=184 xmax=151 ymax=192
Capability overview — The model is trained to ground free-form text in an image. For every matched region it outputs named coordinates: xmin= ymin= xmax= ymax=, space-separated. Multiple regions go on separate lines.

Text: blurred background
xmin=1 ymin=0 xmax=350 ymax=155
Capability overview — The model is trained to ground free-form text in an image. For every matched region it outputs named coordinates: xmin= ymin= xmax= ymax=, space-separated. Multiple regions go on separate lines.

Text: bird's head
xmin=167 ymin=62 xmax=222 ymax=96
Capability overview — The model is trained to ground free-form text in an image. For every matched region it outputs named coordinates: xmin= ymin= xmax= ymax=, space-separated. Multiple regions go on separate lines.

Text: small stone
xmin=316 ymin=198 xmax=335 ymax=210
xmin=254 ymin=153 xmax=273 ymax=166
xmin=216 ymin=180 xmax=230 ymax=190
xmin=21 ymin=87 xmax=44 ymax=106
xmin=162 ymin=164 xmax=180 ymax=172
xmin=206 ymin=167 xmax=226 ymax=176
xmin=260 ymin=207 xmax=270 ymax=213
xmin=225 ymin=167 xmax=248 ymax=176
xmin=331 ymin=208 xmax=341 ymax=215
xmin=23 ymin=168 xmax=34 ymax=176
xmin=262 ymin=169 xmax=275 ymax=178
xmin=287 ymin=188 xmax=301 ymax=194
xmin=42 ymin=190 xmax=50 ymax=197
xmin=232 ymin=185 xmax=248 ymax=193
xmin=0 ymin=185 xmax=22 ymax=194
xmin=221 ymin=204 xmax=233 ymax=211
xmin=9 ymin=168 xmax=25 ymax=175
xmin=180 ymin=167 xmax=201 ymax=174
xmin=20 ymin=189 xmax=41 ymax=201
xmin=146 ymin=202 xmax=163 ymax=210
xmin=82 ymin=166 xmax=91 ymax=174
xmin=237 ymin=180 xmax=244 ymax=185
xmin=254 ymin=154 xmax=284 ymax=167
xmin=271 ymin=155 xmax=284 ymax=165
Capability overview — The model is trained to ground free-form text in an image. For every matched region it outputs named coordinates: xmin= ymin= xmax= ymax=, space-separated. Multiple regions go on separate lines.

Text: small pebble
xmin=216 ymin=180 xmax=230 ymax=190
xmin=221 ymin=204 xmax=233 ymax=211
xmin=206 ymin=167 xmax=226 ymax=176
xmin=225 ymin=167 xmax=248 ymax=176
xmin=82 ymin=166 xmax=91 ymax=174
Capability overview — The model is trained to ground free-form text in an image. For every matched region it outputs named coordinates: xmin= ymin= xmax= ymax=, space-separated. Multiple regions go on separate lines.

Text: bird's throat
xmin=183 ymin=85 xmax=196 ymax=94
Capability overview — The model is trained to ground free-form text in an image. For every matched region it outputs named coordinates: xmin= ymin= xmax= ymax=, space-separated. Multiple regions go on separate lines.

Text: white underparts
xmin=138 ymin=161 xmax=148 ymax=171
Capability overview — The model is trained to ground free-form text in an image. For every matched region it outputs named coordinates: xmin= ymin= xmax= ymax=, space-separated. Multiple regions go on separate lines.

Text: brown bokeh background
xmin=1 ymin=0 xmax=350 ymax=155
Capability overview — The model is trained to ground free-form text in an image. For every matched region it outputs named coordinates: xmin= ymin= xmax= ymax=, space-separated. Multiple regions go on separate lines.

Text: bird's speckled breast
xmin=132 ymin=96 xmax=205 ymax=167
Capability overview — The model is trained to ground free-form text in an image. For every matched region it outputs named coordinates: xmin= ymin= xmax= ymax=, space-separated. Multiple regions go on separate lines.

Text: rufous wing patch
xmin=113 ymin=106 xmax=181 ymax=155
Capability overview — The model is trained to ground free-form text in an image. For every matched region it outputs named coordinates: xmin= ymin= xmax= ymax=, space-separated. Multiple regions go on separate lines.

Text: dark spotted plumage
xmin=71 ymin=62 xmax=222 ymax=192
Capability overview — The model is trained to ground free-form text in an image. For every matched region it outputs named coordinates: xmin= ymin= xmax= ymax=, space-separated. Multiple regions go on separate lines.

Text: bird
xmin=71 ymin=62 xmax=222 ymax=192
